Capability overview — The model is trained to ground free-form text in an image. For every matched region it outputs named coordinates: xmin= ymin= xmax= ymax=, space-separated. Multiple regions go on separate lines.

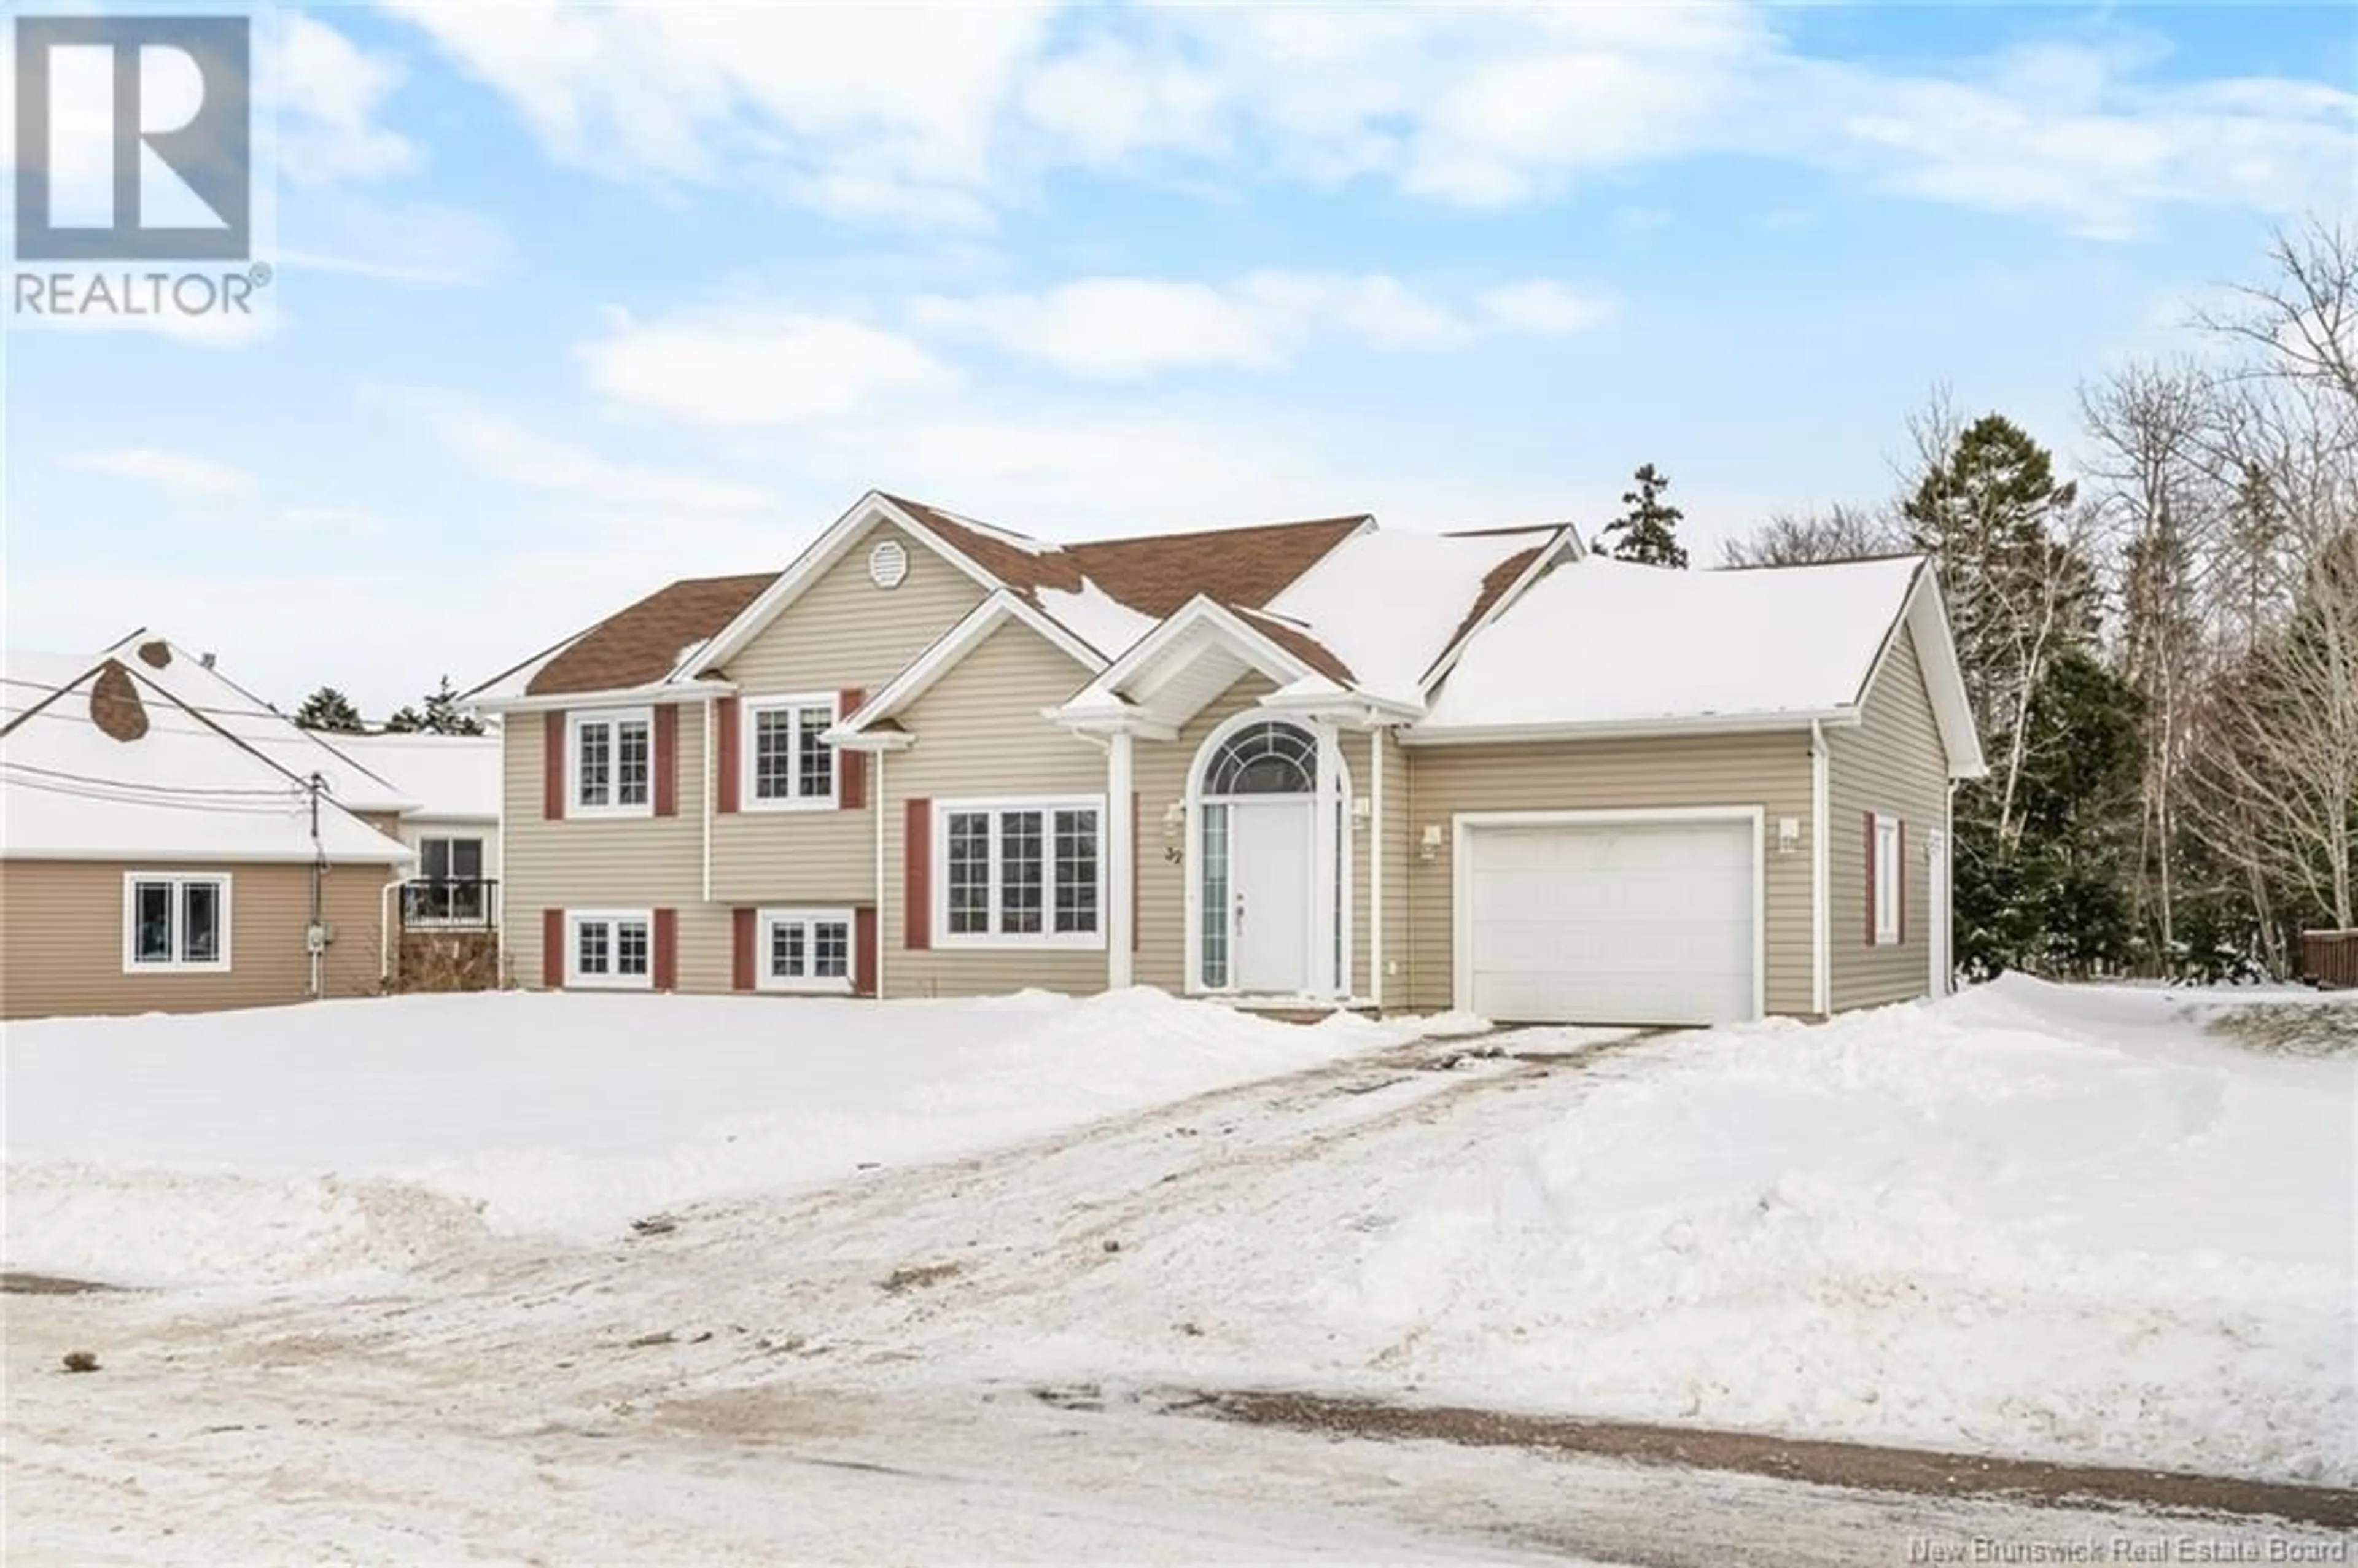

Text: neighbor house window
xmin=570 ymin=709 xmax=652 ymax=815
xmin=744 ymin=696 xmax=838 ymax=808
xmin=569 ymin=910 xmax=652 ymax=988
xmin=936 ymin=798 xmax=1103 ymax=947
xmin=758 ymin=907 xmax=854 ymax=992
xmin=414 ymin=836 xmax=487 ymax=922
xmin=1871 ymin=813 xmax=1904 ymax=946
xmin=122 ymin=872 xmax=232 ymax=973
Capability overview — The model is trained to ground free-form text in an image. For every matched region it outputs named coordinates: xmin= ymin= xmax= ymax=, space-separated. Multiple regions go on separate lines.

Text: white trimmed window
xmin=569 ymin=910 xmax=653 ymax=988
xmin=758 ymin=907 xmax=854 ymax=993
xmin=122 ymin=872 xmax=232 ymax=972
xmin=936 ymin=797 xmax=1103 ymax=948
xmin=570 ymin=708 xmax=653 ymax=816
xmin=744 ymin=695 xmax=838 ymax=809
xmin=1871 ymin=813 xmax=1904 ymax=946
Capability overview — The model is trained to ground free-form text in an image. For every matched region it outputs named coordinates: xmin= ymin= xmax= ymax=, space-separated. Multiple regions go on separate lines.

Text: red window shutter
xmin=1864 ymin=812 xmax=1877 ymax=945
xmin=715 ymin=697 xmax=741 ymax=814
xmin=653 ymin=706 xmax=679 ymax=818
xmin=542 ymin=710 xmax=567 ymax=820
xmin=1897 ymin=820 xmax=1908 ymax=946
xmin=855 ymin=906 xmax=878 ymax=996
xmin=905 ymin=798 xmax=932 ymax=951
xmin=653 ymin=907 xmax=678 ymax=990
xmin=542 ymin=908 xmax=564 ymax=988
xmin=838 ymin=689 xmax=866 ymax=809
xmin=732 ymin=907 xmax=755 ymax=992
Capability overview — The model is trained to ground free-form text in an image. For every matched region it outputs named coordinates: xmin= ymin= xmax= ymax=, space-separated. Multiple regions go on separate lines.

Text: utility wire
xmin=0 ymin=759 xmax=307 ymax=798
xmin=2 ymin=773 xmax=314 ymax=817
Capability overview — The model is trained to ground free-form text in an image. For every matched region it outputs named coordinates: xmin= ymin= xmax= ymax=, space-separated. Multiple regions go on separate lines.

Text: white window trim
xmin=567 ymin=907 xmax=655 ymax=990
xmin=1871 ymin=812 xmax=1904 ymax=947
xmin=756 ymin=906 xmax=857 ymax=994
xmin=122 ymin=871 xmax=233 ymax=974
xmin=933 ymin=794 xmax=1107 ymax=950
xmin=569 ymin=707 xmax=655 ymax=818
xmin=741 ymin=693 xmax=841 ymax=812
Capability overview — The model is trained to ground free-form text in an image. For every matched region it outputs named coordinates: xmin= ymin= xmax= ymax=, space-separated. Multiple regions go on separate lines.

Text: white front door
xmin=1231 ymin=798 xmax=1313 ymax=993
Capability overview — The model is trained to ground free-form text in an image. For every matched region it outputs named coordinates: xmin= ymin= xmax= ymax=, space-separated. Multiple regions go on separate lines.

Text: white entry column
xmin=1106 ymin=728 xmax=1134 ymax=988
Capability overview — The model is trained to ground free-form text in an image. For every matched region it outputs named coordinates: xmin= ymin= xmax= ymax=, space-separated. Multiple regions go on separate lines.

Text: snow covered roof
xmin=327 ymin=734 xmax=501 ymax=823
xmin=1 ymin=654 xmax=413 ymax=864
xmin=1259 ymin=526 xmax=1565 ymax=705
xmin=93 ymin=638 xmax=414 ymax=813
xmin=1418 ymin=554 xmax=1943 ymax=739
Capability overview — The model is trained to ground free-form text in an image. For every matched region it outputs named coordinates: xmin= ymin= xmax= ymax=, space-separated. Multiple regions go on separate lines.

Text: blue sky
xmin=7 ymin=2 xmax=2354 ymax=715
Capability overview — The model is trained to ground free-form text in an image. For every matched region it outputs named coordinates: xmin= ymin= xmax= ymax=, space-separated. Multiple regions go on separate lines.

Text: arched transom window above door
xmin=1201 ymin=720 xmax=1316 ymax=796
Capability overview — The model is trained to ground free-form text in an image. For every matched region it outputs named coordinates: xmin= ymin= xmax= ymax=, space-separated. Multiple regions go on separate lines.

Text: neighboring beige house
xmin=330 ymin=732 xmax=503 ymax=934
xmin=0 ymin=644 xmax=413 ymax=1020
xmin=469 ymin=492 xmax=1982 ymax=1025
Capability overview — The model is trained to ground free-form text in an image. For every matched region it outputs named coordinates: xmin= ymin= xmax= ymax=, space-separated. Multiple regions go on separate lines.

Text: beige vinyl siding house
xmin=1828 ymin=622 xmax=1951 ymax=1011
xmin=710 ymin=519 xmax=985 ymax=911
xmin=0 ymin=860 xmax=387 ymax=1020
xmin=502 ymin=705 xmax=734 ymax=994
xmin=1 ymin=650 xmax=413 ymax=1020
xmin=880 ymin=621 xmax=1110 ymax=997
xmin=472 ymin=491 xmax=1981 ymax=1025
xmin=1399 ymin=732 xmax=1816 ymax=1015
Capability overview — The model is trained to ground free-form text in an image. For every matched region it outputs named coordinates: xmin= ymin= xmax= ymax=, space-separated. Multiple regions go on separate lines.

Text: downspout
xmin=379 ymin=876 xmax=409 ymax=988
xmin=1369 ymin=723 xmax=1385 ymax=1012
xmin=1944 ymin=775 xmax=1958 ymax=995
xmin=1810 ymin=720 xmax=1829 ymax=1017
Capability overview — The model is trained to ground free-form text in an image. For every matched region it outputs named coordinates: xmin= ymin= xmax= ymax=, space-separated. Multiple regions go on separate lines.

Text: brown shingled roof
xmin=1429 ymin=542 xmax=1550 ymax=680
xmin=521 ymin=572 xmax=778 ymax=697
xmin=883 ymin=493 xmax=1366 ymax=624
xmin=1229 ymin=606 xmax=1356 ymax=684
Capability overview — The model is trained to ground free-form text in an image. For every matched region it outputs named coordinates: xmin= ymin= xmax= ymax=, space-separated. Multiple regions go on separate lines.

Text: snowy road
xmin=9 ymin=1008 xmax=2350 ymax=1564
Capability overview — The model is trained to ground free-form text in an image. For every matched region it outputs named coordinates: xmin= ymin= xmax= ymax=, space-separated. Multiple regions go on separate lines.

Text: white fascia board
xmin=1400 ymin=708 xmax=1858 ymax=748
xmin=472 ymin=680 xmax=736 ymax=716
xmin=687 ymin=492 xmax=1008 ymax=678
xmin=1080 ymin=594 xmax=1318 ymax=709
xmin=836 ymin=592 xmax=1105 ymax=739
xmin=1045 ymin=702 xmax=1178 ymax=741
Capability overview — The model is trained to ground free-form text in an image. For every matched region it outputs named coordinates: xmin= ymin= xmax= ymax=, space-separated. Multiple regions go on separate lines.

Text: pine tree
xmin=1597 ymin=463 xmax=1689 ymax=568
xmin=381 ymin=705 xmax=429 ymax=733
xmin=420 ymin=675 xmax=486 ymax=736
xmin=294 ymin=686 xmax=365 ymax=732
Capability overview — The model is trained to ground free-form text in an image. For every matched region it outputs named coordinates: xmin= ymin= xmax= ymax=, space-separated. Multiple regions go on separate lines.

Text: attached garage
xmin=1453 ymin=810 xmax=1762 ymax=1026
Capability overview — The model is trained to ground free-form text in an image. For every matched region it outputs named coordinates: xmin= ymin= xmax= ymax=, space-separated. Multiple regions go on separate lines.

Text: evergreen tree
xmin=1598 ymin=463 xmax=1689 ymax=567
xmin=381 ymin=705 xmax=429 ymax=733
xmin=420 ymin=675 xmax=486 ymax=736
xmin=294 ymin=686 xmax=365 ymax=732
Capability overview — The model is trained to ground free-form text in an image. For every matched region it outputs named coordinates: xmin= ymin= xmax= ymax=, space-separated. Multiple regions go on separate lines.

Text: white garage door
xmin=1463 ymin=817 xmax=1757 ymax=1025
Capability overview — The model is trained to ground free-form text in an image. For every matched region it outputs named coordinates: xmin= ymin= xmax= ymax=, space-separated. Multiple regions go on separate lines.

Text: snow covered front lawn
xmin=1 ymin=988 xmax=1459 ymax=1287
xmin=1187 ymin=977 xmax=2354 ymax=1485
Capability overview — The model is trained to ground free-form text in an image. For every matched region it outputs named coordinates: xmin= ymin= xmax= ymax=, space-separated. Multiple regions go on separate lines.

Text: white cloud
xmin=580 ymin=308 xmax=954 ymax=426
xmin=66 ymin=448 xmax=255 ymax=499
xmin=277 ymin=506 xmax=387 ymax=538
xmin=379 ymin=3 xmax=2354 ymax=236
xmin=1477 ymin=282 xmax=1621 ymax=336
xmin=276 ymin=15 xmax=418 ymax=185
xmin=914 ymin=271 xmax=1612 ymax=379
xmin=280 ymin=201 xmax=510 ymax=289
xmin=410 ymin=397 xmax=772 ymax=512
xmin=914 ymin=278 xmax=1280 ymax=378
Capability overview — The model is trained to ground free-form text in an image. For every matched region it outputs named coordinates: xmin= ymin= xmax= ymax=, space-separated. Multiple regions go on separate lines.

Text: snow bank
xmin=1322 ymin=977 xmax=2357 ymax=1484
xmin=2 ymin=988 xmax=1448 ymax=1287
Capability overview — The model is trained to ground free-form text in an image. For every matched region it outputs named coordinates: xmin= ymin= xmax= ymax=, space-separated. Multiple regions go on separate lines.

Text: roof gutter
xmin=1398 ymin=707 xmax=1860 ymax=748
xmin=472 ymin=680 xmax=737 ymax=716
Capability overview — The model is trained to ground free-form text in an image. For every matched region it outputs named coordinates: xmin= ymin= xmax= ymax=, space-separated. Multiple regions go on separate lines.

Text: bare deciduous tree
xmin=1719 ymin=503 xmax=1900 ymax=567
